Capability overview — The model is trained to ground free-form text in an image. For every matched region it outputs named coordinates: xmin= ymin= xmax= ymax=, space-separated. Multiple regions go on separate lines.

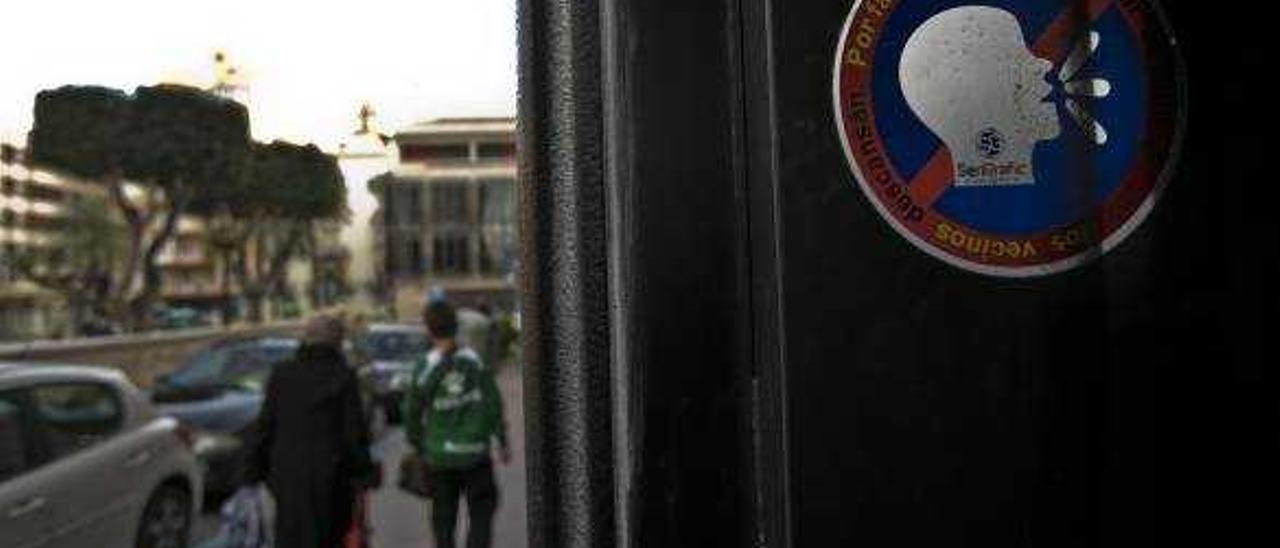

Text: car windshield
xmin=360 ymin=330 xmax=429 ymax=361
xmin=166 ymin=339 xmax=299 ymax=391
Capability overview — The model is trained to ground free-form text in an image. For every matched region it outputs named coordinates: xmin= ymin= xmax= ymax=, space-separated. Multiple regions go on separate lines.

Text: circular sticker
xmin=833 ymin=0 xmax=1184 ymax=277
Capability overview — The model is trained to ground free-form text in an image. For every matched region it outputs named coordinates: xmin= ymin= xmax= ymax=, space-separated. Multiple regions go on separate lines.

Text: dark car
xmin=150 ymin=306 xmax=214 ymax=331
xmin=149 ymin=335 xmax=300 ymax=496
xmin=353 ymin=324 xmax=430 ymax=424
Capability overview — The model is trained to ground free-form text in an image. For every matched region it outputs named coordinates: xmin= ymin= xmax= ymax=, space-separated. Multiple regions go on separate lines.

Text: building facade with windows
xmin=155 ymin=217 xmax=225 ymax=311
xmin=2 ymin=144 xmax=75 ymax=338
xmin=372 ymin=117 xmax=518 ymax=317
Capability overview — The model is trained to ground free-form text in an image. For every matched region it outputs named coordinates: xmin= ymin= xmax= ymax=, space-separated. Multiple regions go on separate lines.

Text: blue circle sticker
xmin=834 ymin=0 xmax=1184 ymax=277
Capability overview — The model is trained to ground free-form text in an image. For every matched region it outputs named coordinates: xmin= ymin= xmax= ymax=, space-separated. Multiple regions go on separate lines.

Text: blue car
xmin=150 ymin=335 xmax=299 ymax=497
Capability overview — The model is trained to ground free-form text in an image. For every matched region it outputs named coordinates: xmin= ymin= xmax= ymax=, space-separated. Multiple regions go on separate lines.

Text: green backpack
xmin=403 ymin=350 xmax=503 ymax=469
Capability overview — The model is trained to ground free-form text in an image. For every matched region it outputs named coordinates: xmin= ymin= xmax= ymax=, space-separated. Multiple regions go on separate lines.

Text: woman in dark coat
xmin=244 ymin=315 xmax=376 ymax=547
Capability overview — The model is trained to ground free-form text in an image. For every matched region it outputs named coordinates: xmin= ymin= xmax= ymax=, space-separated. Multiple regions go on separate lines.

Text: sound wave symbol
xmin=1058 ymin=31 xmax=1111 ymax=146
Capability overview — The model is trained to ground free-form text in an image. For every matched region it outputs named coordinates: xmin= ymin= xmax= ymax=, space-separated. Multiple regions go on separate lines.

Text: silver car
xmin=0 ymin=363 xmax=202 ymax=548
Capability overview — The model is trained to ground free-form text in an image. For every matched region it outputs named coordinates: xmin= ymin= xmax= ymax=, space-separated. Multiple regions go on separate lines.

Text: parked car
xmin=79 ymin=317 xmax=124 ymax=337
xmin=0 ymin=362 xmax=202 ymax=548
xmin=150 ymin=307 xmax=212 ymax=331
xmin=149 ymin=335 xmax=298 ymax=498
xmin=353 ymin=323 xmax=430 ymax=424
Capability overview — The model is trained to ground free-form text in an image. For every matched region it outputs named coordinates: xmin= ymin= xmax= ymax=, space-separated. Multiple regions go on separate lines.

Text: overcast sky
xmin=0 ymin=0 xmax=517 ymax=152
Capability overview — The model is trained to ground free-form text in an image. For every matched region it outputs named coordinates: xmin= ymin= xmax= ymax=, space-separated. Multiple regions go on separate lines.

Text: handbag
xmin=398 ymin=451 xmax=433 ymax=498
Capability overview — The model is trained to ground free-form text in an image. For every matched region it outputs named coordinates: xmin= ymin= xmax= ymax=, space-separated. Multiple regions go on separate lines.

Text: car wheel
xmin=135 ymin=484 xmax=191 ymax=548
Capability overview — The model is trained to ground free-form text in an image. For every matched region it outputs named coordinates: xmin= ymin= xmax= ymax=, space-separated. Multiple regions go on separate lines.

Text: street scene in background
xmin=1 ymin=1 xmax=524 ymax=546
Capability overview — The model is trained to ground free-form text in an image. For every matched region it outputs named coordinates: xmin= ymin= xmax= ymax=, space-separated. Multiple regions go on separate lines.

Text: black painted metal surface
xmin=518 ymin=1 xmax=614 ymax=547
xmin=520 ymin=1 xmax=757 ymax=547
xmin=519 ymin=0 xmax=1274 ymax=546
xmin=603 ymin=3 xmax=756 ymax=548
xmin=751 ymin=1 xmax=1272 ymax=545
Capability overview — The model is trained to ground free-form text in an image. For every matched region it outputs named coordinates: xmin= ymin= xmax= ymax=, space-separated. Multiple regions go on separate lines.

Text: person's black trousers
xmin=429 ymin=458 xmax=498 ymax=548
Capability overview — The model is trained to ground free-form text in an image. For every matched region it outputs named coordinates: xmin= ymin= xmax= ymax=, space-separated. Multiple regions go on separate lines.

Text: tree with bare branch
xmin=27 ymin=84 xmax=251 ymax=329
xmin=219 ymin=141 xmax=346 ymax=322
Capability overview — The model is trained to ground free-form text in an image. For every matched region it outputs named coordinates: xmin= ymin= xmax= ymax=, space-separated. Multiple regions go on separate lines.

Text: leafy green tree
xmin=27 ymin=84 xmax=251 ymax=328
xmin=224 ymin=141 xmax=347 ymax=322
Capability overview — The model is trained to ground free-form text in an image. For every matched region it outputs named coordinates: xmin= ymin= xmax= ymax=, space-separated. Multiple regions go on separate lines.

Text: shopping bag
xmin=398 ymin=451 xmax=433 ymax=498
xmin=218 ymin=485 xmax=273 ymax=548
xmin=343 ymin=492 xmax=370 ymax=548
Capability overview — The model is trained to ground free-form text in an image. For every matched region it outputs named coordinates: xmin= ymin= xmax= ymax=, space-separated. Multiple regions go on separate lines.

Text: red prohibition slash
xmin=834 ymin=0 xmax=1179 ymax=276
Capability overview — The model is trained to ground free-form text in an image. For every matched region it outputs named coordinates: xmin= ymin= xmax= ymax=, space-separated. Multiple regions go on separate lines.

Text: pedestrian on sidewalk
xmin=243 ymin=314 xmax=378 ymax=548
xmin=403 ymin=300 xmax=511 ymax=548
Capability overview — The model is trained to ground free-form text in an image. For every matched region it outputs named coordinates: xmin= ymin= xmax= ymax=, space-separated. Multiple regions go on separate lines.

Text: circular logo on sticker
xmin=833 ymin=0 xmax=1184 ymax=277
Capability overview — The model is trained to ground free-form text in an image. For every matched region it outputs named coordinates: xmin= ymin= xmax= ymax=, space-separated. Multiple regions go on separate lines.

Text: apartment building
xmin=1 ymin=142 xmax=257 ymax=337
xmin=1 ymin=143 xmax=84 ymax=338
xmin=372 ymin=117 xmax=518 ymax=317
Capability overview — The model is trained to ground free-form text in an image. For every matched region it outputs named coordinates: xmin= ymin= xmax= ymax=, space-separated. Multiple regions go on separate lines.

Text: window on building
xmin=1 ymin=176 xmax=17 ymax=196
xmin=177 ymin=238 xmax=200 ymax=260
xmin=477 ymin=142 xmax=516 ymax=160
xmin=384 ymin=183 xmax=424 ymax=228
xmin=432 ymin=231 xmax=471 ymax=275
xmin=0 ymin=144 xmax=18 ymax=164
xmin=409 ymin=237 xmax=424 ymax=275
xmin=388 ymin=186 xmax=404 ymax=227
xmin=480 ymin=228 xmax=518 ymax=276
xmin=385 ymin=232 xmax=425 ymax=278
xmin=479 ymin=236 xmax=495 ymax=275
xmin=400 ymin=144 xmax=470 ymax=163
xmin=382 ymin=189 xmax=399 ymax=228
xmin=480 ymin=179 xmax=515 ymax=226
xmin=385 ymin=233 xmax=402 ymax=275
xmin=23 ymin=184 xmax=63 ymax=203
xmin=24 ymin=213 xmax=65 ymax=232
xmin=407 ymin=186 xmax=423 ymax=225
xmin=430 ymin=182 xmax=469 ymax=226
xmin=479 ymin=179 xmax=517 ymax=276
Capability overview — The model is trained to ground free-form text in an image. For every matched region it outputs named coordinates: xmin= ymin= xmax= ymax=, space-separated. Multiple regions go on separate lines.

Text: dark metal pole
xmin=518 ymin=1 xmax=616 ymax=547
xmin=519 ymin=1 xmax=762 ymax=546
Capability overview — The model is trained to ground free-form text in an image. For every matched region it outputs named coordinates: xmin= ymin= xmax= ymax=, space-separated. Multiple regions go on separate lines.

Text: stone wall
xmin=0 ymin=322 xmax=304 ymax=388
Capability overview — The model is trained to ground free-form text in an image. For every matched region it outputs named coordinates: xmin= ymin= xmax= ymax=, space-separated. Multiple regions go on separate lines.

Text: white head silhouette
xmin=900 ymin=6 xmax=1060 ymax=187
